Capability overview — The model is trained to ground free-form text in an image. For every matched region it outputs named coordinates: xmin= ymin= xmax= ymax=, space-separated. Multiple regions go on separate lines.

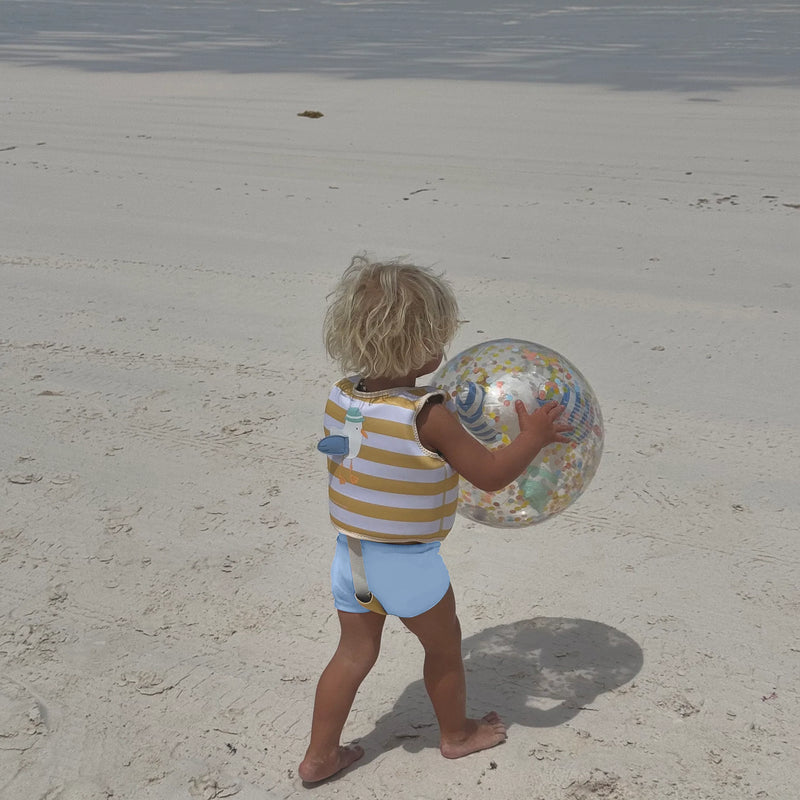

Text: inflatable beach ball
xmin=434 ymin=339 xmax=604 ymax=528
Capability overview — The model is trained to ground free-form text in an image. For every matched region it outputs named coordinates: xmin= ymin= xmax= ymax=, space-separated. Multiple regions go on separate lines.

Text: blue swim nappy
xmin=331 ymin=533 xmax=450 ymax=618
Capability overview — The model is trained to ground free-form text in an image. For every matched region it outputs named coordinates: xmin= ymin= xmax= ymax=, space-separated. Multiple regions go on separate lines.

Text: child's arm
xmin=418 ymin=398 xmax=572 ymax=492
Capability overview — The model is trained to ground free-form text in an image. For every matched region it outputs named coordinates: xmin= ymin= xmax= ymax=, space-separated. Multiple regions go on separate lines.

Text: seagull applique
xmin=317 ymin=406 xmax=368 ymax=484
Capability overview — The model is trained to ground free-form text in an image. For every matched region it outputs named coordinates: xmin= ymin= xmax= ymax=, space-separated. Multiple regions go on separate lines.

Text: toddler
xmin=298 ymin=255 xmax=571 ymax=783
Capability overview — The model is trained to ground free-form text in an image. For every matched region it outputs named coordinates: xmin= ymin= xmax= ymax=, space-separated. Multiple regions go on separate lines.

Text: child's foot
xmin=440 ymin=712 xmax=507 ymax=759
xmin=298 ymin=745 xmax=364 ymax=783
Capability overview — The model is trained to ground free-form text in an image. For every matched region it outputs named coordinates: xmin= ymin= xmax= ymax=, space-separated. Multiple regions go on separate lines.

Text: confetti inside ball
xmin=434 ymin=338 xmax=604 ymax=527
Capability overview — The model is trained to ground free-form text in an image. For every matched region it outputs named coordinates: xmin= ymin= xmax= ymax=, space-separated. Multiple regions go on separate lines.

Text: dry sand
xmin=1 ymin=3 xmax=799 ymax=799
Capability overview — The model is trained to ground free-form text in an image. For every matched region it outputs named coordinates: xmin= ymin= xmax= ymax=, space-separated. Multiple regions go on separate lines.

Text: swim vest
xmin=322 ymin=377 xmax=459 ymax=543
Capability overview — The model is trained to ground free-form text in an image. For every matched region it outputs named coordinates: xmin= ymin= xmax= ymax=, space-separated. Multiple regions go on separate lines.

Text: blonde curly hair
xmin=324 ymin=255 xmax=460 ymax=379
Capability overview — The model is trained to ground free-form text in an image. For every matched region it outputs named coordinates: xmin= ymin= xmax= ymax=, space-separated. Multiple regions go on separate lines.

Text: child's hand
xmin=418 ymin=396 xmax=575 ymax=493
xmin=515 ymin=399 xmax=573 ymax=446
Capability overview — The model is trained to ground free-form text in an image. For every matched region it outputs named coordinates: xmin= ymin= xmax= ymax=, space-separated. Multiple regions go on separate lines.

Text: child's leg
xmin=400 ymin=586 xmax=507 ymax=759
xmin=298 ymin=609 xmax=386 ymax=783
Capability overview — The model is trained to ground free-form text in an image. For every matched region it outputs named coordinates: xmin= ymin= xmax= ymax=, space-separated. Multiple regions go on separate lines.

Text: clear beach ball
xmin=434 ymin=338 xmax=604 ymax=528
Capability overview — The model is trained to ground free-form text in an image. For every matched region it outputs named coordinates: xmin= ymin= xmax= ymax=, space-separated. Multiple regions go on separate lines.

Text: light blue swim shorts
xmin=331 ymin=533 xmax=450 ymax=618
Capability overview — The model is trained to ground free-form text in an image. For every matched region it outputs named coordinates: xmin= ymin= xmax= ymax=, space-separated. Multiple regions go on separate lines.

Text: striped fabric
xmin=323 ymin=377 xmax=459 ymax=543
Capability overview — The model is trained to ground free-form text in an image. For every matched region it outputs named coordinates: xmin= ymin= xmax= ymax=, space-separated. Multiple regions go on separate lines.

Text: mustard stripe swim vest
xmin=323 ymin=378 xmax=459 ymax=543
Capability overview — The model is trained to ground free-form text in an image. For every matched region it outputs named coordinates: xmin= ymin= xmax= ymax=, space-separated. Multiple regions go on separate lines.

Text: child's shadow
xmin=356 ymin=616 xmax=643 ymax=759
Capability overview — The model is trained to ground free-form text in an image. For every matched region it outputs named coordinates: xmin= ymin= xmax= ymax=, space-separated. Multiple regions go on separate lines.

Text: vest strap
xmin=346 ymin=537 xmax=386 ymax=615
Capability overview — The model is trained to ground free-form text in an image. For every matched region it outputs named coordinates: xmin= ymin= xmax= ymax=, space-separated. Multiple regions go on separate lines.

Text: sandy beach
xmin=1 ymin=2 xmax=799 ymax=798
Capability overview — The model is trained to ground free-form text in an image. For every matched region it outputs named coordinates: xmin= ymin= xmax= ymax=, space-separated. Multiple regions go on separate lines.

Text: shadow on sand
xmin=1 ymin=1 xmax=799 ymax=91
xmin=351 ymin=616 xmax=643 ymax=764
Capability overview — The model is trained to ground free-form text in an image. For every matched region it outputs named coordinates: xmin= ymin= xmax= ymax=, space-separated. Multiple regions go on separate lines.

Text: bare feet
xmin=298 ymin=745 xmax=364 ymax=783
xmin=440 ymin=712 xmax=507 ymax=759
